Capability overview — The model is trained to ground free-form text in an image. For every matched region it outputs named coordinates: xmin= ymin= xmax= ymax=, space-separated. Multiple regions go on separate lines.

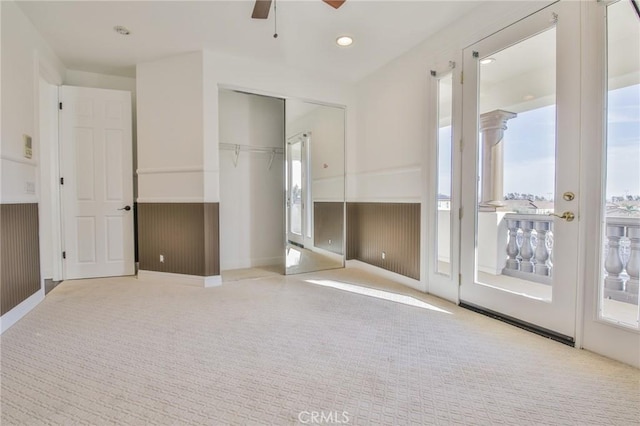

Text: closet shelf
xmin=219 ymin=143 xmax=284 ymax=169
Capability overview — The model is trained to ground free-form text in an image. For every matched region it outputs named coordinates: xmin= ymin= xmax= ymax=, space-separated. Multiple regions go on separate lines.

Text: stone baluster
xmin=520 ymin=220 xmax=535 ymax=273
xmin=604 ymin=224 xmax=626 ymax=292
xmin=534 ymin=220 xmax=551 ymax=276
xmin=624 ymin=226 xmax=640 ymax=301
xmin=505 ymin=219 xmax=520 ymax=270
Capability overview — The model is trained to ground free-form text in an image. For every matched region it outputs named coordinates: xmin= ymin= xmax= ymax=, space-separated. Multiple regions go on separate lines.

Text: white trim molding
xmin=136 ymin=166 xmax=214 ymax=175
xmin=0 ymin=154 xmax=39 ymax=167
xmin=136 ymin=197 xmax=206 ymax=203
xmin=1 ymin=289 xmax=45 ymax=334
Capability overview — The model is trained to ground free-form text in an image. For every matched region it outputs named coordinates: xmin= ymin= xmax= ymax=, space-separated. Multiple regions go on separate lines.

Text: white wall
xmin=136 ymin=52 xmax=205 ymax=202
xmin=136 ymin=50 xmax=355 ymax=205
xmin=1 ymin=1 xmax=65 ymax=204
xmin=219 ymin=90 xmax=284 ymax=270
xmin=1 ymin=0 xmax=65 ymax=328
xmin=354 ymin=0 xmax=553 ymax=301
xmin=2 ymin=3 xmax=138 ymax=284
xmin=354 ymin=1 xmax=552 ymax=201
xmin=2 ymin=0 xmax=65 ymax=283
xmin=136 ymin=49 xmax=354 ymax=278
xmin=204 ymin=50 xmax=355 ymax=203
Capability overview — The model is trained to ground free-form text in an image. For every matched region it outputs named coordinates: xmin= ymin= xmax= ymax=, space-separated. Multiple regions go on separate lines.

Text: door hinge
xmin=460 ymin=71 xmax=464 ymax=85
xmin=60 ymin=177 xmax=64 ymax=185
xmin=459 ymin=207 xmax=463 ymax=220
xmin=59 ymin=102 xmax=63 ymax=110
xmin=460 ymin=138 xmax=464 ymax=152
xmin=62 ymin=251 xmax=66 ymax=259
xmin=458 ymin=273 xmax=462 ymax=286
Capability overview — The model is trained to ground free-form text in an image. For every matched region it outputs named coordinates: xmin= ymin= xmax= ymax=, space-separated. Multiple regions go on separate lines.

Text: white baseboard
xmin=1 ymin=289 xmax=45 ymax=334
xmin=204 ymin=275 xmax=222 ymax=288
xmin=137 ymin=270 xmax=221 ymax=288
xmin=346 ymin=260 xmax=426 ymax=292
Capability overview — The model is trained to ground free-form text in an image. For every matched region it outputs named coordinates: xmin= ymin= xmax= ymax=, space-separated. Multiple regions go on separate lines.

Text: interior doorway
xmin=59 ymin=85 xmax=135 ymax=279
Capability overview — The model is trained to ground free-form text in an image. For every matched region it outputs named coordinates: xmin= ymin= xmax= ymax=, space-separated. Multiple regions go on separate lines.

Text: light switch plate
xmin=25 ymin=182 xmax=36 ymax=194
xmin=23 ymin=134 xmax=32 ymax=159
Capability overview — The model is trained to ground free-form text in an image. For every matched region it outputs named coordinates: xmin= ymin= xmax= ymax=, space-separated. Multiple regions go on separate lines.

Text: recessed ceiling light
xmin=114 ymin=26 xmax=131 ymax=36
xmin=336 ymin=36 xmax=353 ymax=47
xmin=480 ymin=57 xmax=495 ymax=65
xmin=523 ymin=94 xmax=535 ymax=101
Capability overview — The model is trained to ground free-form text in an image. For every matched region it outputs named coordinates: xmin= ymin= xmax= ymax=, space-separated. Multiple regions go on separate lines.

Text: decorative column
xmin=479 ymin=110 xmax=517 ymax=210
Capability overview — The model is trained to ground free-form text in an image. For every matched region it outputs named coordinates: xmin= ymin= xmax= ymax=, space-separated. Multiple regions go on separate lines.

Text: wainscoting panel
xmin=347 ymin=202 xmax=420 ymax=280
xmin=137 ymin=203 xmax=219 ymax=276
xmin=314 ymin=202 xmax=344 ymax=255
xmin=1 ymin=204 xmax=41 ymax=315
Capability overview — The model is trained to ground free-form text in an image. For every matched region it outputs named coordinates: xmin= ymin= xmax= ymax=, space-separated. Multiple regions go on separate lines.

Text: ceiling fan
xmin=252 ymin=0 xmax=346 ymax=19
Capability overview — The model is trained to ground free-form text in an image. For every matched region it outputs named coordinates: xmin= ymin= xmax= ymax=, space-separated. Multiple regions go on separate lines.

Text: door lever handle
xmin=548 ymin=211 xmax=575 ymax=222
xmin=118 ymin=205 xmax=131 ymax=211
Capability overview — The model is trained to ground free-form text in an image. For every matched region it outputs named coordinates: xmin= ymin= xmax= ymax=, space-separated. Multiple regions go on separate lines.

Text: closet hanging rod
xmin=219 ymin=143 xmax=284 ymax=154
xmin=219 ymin=143 xmax=284 ymax=169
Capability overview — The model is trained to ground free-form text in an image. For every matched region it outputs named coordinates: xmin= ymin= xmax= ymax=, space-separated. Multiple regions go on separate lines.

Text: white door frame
xmin=59 ymin=85 xmax=135 ymax=279
xmin=579 ymin=0 xmax=640 ymax=367
xmin=426 ymin=64 xmax=463 ymax=301
xmin=459 ymin=2 xmax=581 ymax=340
xmin=286 ymin=133 xmax=308 ymax=247
xmin=35 ymin=55 xmax=64 ymax=283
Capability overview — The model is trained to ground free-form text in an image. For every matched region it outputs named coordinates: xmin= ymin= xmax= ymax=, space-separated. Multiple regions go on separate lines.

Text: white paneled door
xmin=59 ymin=86 xmax=134 ymax=279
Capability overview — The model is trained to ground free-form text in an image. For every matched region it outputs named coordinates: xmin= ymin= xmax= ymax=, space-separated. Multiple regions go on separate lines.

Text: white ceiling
xmin=16 ymin=0 xmax=482 ymax=81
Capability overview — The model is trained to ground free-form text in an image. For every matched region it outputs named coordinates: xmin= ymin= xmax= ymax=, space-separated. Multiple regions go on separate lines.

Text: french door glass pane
xmin=436 ymin=74 xmax=453 ymax=276
xmin=474 ymin=27 xmax=557 ymax=301
xmin=600 ymin=0 xmax=640 ymax=328
xmin=290 ymin=141 xmax=303 ymax=236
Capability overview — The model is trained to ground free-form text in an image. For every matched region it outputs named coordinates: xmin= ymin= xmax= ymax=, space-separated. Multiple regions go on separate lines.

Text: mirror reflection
xmin=285 ymin=100 xmax=345 ymax=274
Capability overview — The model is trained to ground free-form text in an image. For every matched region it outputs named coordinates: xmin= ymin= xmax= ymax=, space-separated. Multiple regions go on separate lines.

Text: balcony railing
xmin=436 ymin=209 xmax=639 ymax=305
xmin=502 ymin=214 xmax=554 ymax=285
xmin=499 ymin=213 xmax=639 ymax=304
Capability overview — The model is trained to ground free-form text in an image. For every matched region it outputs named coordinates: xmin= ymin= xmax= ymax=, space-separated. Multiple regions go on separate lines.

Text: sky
xmin=437 ymin=84 xmax=640 ymax=200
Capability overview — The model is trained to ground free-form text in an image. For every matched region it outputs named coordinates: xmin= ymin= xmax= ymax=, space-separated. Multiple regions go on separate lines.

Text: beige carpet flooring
xmin=222 ymin=265 xmax=284 ymax=283
xmin=1 ymin=268 xmax=639 ymax=425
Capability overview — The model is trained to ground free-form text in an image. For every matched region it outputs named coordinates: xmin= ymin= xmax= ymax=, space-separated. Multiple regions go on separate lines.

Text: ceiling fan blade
xmin=323 ymin=0 xmax=346 ymax=9
xmin=252 ymin=0 xmax=272 ymax=19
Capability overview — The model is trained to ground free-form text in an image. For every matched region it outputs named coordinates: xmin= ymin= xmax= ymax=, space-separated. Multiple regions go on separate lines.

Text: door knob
xmin=548 ymin=211 xmax=575 ymax=222
xmin=118 ymin=205 xmax=131 ymax=211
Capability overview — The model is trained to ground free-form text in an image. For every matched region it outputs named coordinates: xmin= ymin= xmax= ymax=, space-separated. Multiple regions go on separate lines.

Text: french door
xmin=460 ymin=2 xmax=580 ymax=340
